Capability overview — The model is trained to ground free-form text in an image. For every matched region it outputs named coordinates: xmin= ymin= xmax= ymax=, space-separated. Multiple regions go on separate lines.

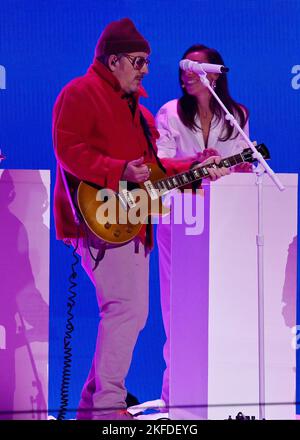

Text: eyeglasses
xmin=120 ymin=53 xmax=150 ymax=70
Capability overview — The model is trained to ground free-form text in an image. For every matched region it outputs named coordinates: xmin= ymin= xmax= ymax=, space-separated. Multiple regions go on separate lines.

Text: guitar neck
xmin=153 ymin=152 xmax=246 ymax=193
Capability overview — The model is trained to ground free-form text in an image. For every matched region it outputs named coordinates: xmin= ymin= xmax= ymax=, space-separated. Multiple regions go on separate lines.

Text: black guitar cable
xmin=57 ymin=235 xmax=79 ymax=420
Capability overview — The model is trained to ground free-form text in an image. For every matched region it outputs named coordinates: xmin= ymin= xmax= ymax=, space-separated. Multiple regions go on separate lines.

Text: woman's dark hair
xmin=178 ymin=44 xmax=248 ymax=141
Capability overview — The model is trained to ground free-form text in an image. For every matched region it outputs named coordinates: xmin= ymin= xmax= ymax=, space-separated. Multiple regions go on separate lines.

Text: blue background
xmin=0 ymin=0 xmax=299 ymax=417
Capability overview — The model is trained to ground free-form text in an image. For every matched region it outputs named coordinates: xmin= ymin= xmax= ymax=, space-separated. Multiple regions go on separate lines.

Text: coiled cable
xmin=57 ymin=236 xmax=79 ymax=420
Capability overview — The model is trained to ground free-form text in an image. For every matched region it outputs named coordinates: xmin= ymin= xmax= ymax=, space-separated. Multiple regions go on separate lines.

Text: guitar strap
xmin=139 ymin=110 xmax=166 ymax=173
xmin=139 ymin=110 xmax=166 ymax=250
xmin=125 ymin=94 xmax=165 ymax=172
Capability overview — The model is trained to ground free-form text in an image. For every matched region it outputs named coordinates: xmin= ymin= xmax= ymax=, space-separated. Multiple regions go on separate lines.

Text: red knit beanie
xmin=95 ymin=18 xmax=150 ymax=58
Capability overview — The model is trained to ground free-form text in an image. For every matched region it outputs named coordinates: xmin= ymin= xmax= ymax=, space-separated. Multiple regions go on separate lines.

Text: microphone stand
xmin=17 ymin=309 xmax=47 ymax=419
xmin=196 ymin=68 xmax=285 ymax=420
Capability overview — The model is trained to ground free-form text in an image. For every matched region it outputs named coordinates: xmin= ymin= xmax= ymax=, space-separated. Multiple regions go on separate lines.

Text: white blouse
xmin=155 ymin=99 xmax=249 ymax=159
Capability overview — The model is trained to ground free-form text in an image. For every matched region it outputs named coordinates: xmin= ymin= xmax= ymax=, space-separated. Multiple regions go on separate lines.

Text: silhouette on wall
xmin=282 ymin=236 xmax=297 ymax=329
xmin=0 ymin=169 xmax=49 ymax=419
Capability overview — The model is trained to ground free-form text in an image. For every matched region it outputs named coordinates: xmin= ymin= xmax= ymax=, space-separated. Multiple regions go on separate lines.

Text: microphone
xmin=179 ymin=59 xmax=229 ymax=74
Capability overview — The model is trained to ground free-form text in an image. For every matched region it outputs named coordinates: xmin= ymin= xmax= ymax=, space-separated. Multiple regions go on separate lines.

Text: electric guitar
xmin=77 ymin=143 xmax=270 ymax=245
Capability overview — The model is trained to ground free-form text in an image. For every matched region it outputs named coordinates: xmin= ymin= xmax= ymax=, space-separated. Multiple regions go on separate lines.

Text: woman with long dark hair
xmin=156 ymin=44 xmax=252 ymax=408
xmin=157 ymin=44 xmax=250 ymax=161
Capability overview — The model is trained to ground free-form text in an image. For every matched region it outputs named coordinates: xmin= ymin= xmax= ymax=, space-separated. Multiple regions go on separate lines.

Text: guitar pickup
xmin=121 ymin=189 xmax=136 ymax=208
xmin=144 ymin=180 xmax=159 ymax=200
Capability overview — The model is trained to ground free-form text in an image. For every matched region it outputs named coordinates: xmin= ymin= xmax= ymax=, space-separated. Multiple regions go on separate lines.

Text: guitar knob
xmin=113 ymin=230 xmax=121 ymax=238
xmin=104 ymin=222 xmax=111 ymax=229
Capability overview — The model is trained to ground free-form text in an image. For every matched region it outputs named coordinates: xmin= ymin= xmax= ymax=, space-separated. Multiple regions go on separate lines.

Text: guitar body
xmin=77 ymin=144 xmax=270 ymax=245
xmin=77 ymin=162 xmax=170 ymax=244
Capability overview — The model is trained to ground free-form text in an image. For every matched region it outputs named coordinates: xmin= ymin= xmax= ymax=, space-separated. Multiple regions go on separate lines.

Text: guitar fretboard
xmin=153 ymin=152 xmax=246 ymax=192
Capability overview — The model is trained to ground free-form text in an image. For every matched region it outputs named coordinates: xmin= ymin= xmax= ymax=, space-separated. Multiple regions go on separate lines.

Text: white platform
xmin=169 ymin=173 xmax=298 ymax=420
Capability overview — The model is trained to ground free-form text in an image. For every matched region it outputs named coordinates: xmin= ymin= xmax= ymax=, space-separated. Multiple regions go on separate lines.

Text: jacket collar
xmin=89 ymin=58 xmax=148 ymax=99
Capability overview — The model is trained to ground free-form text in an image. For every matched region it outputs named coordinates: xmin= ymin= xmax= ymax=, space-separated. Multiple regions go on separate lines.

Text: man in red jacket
xmin=53 ymin=17 xmax=229 ymax=420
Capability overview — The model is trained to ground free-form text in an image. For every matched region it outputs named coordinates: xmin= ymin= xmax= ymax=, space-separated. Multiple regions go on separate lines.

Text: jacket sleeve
xmin=53 ymin=84 xmax=127 ymax=192
xmin=160 ymin=157 xmax=198 ymax=176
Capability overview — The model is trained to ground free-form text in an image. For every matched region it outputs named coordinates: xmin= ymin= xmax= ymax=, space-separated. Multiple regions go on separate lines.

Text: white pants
xmin=76 ymin=237 xmax=149 ymax=418
xmin=156 ymin=221 xmax=171 ymax=406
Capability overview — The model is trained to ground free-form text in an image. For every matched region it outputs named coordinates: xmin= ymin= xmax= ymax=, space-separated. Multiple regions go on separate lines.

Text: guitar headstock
xmin=241 ymin=143 xmax=270 ymax=163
